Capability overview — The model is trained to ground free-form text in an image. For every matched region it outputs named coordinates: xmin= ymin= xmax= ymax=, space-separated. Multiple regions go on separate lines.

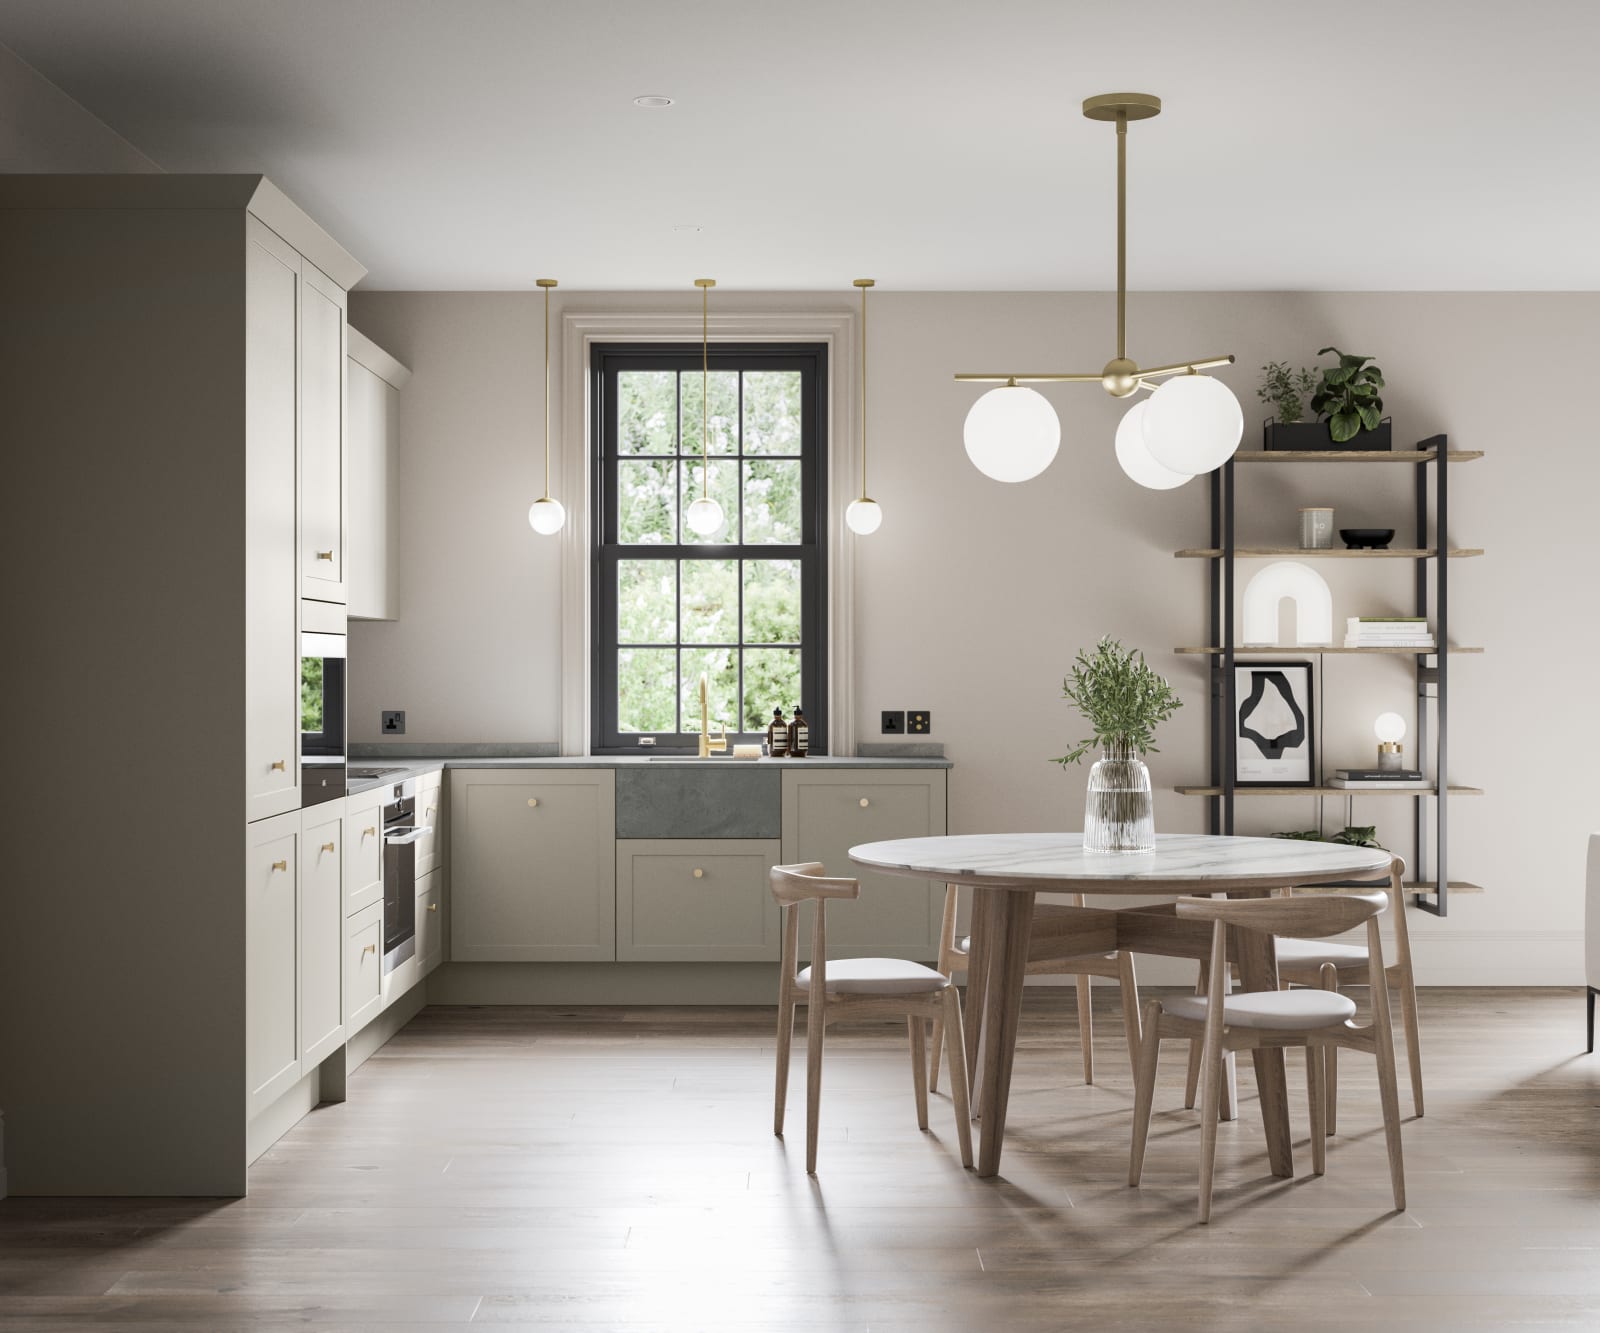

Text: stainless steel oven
xmin=381 ymin=779 xmax=431 ymax=974
xmin=300 ymin=630 xmax=347 ymax=807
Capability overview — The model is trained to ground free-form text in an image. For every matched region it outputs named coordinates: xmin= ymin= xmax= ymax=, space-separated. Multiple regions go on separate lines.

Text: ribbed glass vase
xmin=1083 ymin=740 xmax=1155 ymax=853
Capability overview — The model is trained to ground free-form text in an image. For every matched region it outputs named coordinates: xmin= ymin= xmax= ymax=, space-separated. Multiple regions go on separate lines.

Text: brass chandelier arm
xmin=953 ymin=372 xmax=1106 ymax=384
xmin=1135 ymin=354 xmax=1237 ymax=380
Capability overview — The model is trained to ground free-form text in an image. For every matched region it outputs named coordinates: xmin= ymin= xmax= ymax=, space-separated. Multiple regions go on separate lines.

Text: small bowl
xmin=1340 ymin=527 xmax=1395 ymax=550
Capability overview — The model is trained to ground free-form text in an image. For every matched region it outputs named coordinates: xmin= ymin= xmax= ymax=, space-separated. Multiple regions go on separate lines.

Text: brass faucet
xmin=698 ymin=672 xmax=728 ymax=759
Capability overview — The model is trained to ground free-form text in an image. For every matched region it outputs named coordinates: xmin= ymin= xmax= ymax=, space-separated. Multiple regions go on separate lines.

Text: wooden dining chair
xmin=928 ymin=883 xmax=1141 ymax=1094
xmin=771 ymin=862 xmax=974 ymax=1175
xmin=1129 ymin=889 xmax=1405 ymax=1223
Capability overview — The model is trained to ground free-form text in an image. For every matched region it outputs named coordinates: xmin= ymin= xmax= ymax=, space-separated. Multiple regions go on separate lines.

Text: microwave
xmin=301 ymin=630 xmax=347 ymax=807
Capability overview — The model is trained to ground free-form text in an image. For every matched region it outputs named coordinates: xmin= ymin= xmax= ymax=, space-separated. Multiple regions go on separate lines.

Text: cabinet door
xmin=343 ymin=789 xmax=384 ymax=916
xmin=244 ymin=218 xmax=301 ymax=823
xmin=247 ymin=811 xmax=300 ymax=1117
xmin=415 ymin=770 xmax=444 ymax=879
xmin=300 ymin=262 xmax=346 ymax=603
xmin=347 ymin=354 xmax=399 ymax=620
xmin=299 ymin=806 xmax=345 ymax=1067
xmin=617 ymin=839 xmax=781 ymax=962
xmin=343 ymin=902 xmax=383 ymax=1035
xmin=416 ymin=868 xmax=443 ymax=975
xmin=451 ymin=769 xmax=616 ymax=962
xmin=781 ymin=770 xmax=948 ymax=961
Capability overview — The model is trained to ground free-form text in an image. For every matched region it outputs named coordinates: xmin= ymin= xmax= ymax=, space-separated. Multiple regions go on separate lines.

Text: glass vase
xmin=1083 ymin=741 xmax=1155 ymax=853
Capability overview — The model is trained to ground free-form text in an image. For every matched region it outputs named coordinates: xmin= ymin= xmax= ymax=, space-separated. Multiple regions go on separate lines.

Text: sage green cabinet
xmin=616 ymin=839 xmax=782 ymax=962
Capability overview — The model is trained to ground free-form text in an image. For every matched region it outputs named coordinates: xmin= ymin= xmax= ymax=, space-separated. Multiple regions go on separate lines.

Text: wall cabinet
xmin=343 ymin=902 xmax=384 ymax=1036
xmin=298 ymin=807 xmax=345 ymax=1067
xmin=782 ymin=769 xmax=948 ymax=961
xmin=451 ymin=769 xmax=617 ymax=962
xmin=299 ymin=263 xmax=347 ymax=604
xmin=347 ymin=328 xmax=409 ymax=621
xmin=247 ymin=811 xmax=301 ymax=1119
xmin=616 ymin=839 xmax=782 ymax=962
xmin=343 ymin=787 xmax=385 ymax=916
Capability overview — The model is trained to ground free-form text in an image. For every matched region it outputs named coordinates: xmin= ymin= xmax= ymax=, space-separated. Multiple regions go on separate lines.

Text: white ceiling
xmin=4 ymin=0 xmax=1598 ymax=291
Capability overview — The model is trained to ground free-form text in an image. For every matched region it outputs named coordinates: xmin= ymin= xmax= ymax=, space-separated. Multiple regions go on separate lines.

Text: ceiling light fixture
xmin=956 ymin=93 xmax=1241 ymax=488
xmin=845 ymin=278 xmax=883 ymax=535
xmin=633 ymin=94 xmax=675 ymax=108
xmin=684 ymin=279 xmax=726 ymax=539
xmin=527 ymin=278 xmax=566 ymax=535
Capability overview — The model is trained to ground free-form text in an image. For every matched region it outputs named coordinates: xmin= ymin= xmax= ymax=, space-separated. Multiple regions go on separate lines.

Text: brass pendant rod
xmin=536 ymin=277 xmax=557 ymax=499
xmin=697 ymin=279 xmax=713 ymax=501
xmin=1116 ymin=114 xmax=1127 ymax=363
xmin=858 ymin=280 xmax=870 ymax=498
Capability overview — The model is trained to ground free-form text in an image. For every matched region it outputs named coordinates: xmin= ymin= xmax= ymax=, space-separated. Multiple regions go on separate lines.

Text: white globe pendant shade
xmin=1114 ymin=401 xmax=1190 ymax=490
xmin=528 ymin=496 xmax=566 ymax=535
xmin=963 ymin=384 xmax=1061 ymax=483
xmin=1141 ymin=374 xmax=1243 ymax=475
xmin=685 ymin=495 xmax=725 ymax=538
xmin=845 ymin=497 xmax=883 ymax=534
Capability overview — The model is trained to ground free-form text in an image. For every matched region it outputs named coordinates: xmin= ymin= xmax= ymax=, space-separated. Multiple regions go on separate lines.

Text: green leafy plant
xmin=1272 ymin=825 xmax=1383 ymax=848
xmin=1053 ymin=637 xmax=1182 ymax=767
xmin=1257 ymin=362 xmax=1318 ymax=425
xmin=1310 ymin=347 xmax=1385 ymax=443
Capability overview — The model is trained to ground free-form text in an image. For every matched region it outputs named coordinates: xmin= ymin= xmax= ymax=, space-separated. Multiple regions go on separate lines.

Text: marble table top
xmin=848 ymin=832 xmax=1393 ymax=894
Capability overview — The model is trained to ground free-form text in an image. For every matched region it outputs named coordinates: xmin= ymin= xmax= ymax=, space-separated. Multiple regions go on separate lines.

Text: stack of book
xmin=1344 ymin=616 xmax=1435 ymax=650
xmin=1328 ymin=767 xmax=1432 ymax=790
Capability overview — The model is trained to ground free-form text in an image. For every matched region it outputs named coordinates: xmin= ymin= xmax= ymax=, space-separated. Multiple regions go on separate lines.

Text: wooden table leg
xmin=964 ymin=887 xmax=998 ymax=1098
xmin=1233 ymin=920 xmax=1294 ymax=1179
xmin=976 ymin=890 xmax=1035 ymax=1178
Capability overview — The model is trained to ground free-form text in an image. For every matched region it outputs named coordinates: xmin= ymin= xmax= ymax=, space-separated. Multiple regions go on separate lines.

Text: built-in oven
xmin=381 ymin=779 xmax=430 ymax=974
xmin=300 ymin=629 xmax=347 ymax=807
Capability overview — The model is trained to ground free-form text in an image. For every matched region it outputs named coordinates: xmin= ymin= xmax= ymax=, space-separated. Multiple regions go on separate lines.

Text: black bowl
xmin=1340 ymin=527 xmax=1395 ymax=550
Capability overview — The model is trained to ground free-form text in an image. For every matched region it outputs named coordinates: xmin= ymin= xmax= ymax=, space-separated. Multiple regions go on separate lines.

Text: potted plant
xmin=1264 ymin=347 xmax=1392 ymax=452
xmin=1054 ymin=638 xmax=1182 ymax=853
xmin=1257 ymin=361 xmax=1317 ymax=426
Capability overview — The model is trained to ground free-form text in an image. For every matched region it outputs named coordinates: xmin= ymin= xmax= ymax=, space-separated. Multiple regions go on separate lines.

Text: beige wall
xmin=0 ymin=43 xmax=159 ymax=172
xmin=349 ymin=288 xmax=1600 ymax=984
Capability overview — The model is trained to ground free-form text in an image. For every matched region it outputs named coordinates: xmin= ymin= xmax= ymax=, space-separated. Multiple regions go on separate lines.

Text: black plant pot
xmin=1263 ymin=418 xmax=1392 ymax=452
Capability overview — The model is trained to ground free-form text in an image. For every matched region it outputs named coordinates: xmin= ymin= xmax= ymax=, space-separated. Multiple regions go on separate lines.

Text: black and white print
xmin=1235 ymin=662 xmax=1315 ymax=786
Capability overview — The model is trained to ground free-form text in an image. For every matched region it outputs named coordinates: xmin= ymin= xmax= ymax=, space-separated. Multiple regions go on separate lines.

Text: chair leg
xmin=1590 ymin=987 xmax=1597 ymax=1055
xmin=941 ymin=987 xmax=974 ymax=1169
xmin=1398 ymin=965 xmax=1425 ymax=1118
xmin=1196 ymin=1016 xmax=1227 ymax=1224
xmin=804 ymin=990 xmax=825 ymax=1175
xmin=1184 ymin=961 xmax=1206 ymax=1109
xmin=928 ymin=1010 xmax=945 ymax=1094
xmin=1117 ymin=951 xmax=1142 ymax=1076
xmin=1369 ymin=981 xmax=1408 ymax=1212
xmin=1306 ymin=1041 xmax=1327 ymax=1176
xmin=1128 ymin=999 xmax=1164 ymax=1186
xmin=774 ymin=994 xmax=795 ymax=1137
xmin=1319 ymin=963 xmax=1340 ymax=1138
xmin=1075 ymin=974 xmax=1095 ymax=1084
xmin=908 ymin=1016 xmax=930 ymax=1131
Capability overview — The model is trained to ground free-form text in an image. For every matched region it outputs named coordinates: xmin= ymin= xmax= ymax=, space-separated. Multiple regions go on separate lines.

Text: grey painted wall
xmin=0 ymin=42 xmax=160 ymax=172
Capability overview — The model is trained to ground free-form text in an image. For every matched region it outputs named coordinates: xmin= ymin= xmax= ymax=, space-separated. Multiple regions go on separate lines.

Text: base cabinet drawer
xmin=781 ymin=770 xmax=947 ymax=961
xmin=617 ymin=839 xmax=782 ymax=962
xmin=344 ymin=902 xmax=384 ymax=1035
xmin=416 ymin=868 xmax=443 ymax=975
xmin=343 ymin=789 xmax=384 ymax=916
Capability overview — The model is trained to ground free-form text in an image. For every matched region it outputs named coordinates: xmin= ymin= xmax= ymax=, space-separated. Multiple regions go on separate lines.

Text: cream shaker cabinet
xmin=247 ymin=811 xmax=302 ymax=1119
xmin=343 ymin=787 xmax=385 ymax=916
xmin=299 ymin=263 xmax=348 ymax=605
xmin=343 ymin=902 xmax=384 ymax=1035
xmin=346 ymin=328 xmax=409 ymax=621
xmin=781 ymin=769 xmax=948 ymax=961
xmin=451 ymin=769 xmax=617 ymax=962
xmin=616 ymin=839 xmax=782 ymax=962
xmin=298 ymin=807 xmax=346 ymax=1068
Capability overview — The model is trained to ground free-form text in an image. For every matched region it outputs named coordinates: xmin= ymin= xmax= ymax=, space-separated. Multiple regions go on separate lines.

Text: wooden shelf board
xmin=1174 ymin=785 xmax=1484 ymax=797
xmin=1409 ymin=881 xmax=1485 ymax=895
xmin=1234 ymin=449 xmax=1483 ymax=464
xmin=1290 ymin=880 xmax=1485 ymax=896
xmin=1174 ymin=645 xmax=1482 ymax=656
xmin=1175 ymin=547 xmax=1484 ymax=560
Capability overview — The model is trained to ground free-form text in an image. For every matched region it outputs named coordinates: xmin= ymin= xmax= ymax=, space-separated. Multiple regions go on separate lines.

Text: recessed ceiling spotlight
xmin=633 ymin=94 xmax=675 ymax=109
xmin=671 ymin=224 xmax=703 ymax=233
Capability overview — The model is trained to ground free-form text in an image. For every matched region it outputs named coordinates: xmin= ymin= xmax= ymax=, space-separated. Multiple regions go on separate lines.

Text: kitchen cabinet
xmin=415 ymin=769 xmax=444 ymax=879
xmin=298 ymin=806 xmax=345 ymax=1068
xmin=781 ymin=769 xmax=948 ymax=961
xmin=616 ymin=839 xmax=782 ymax=962
xmin=451 ymin=769 xmax=617 ymax=962
xmin=343 ymin=902 xmax=384 ymax=1035
xmin=343 ymin=787 xmax=385 ymax=916
xmin=347 ymin=328 xmax=409 ymax=621
xmin=247 ymin=811 xmax=301 ymax=1119
xmin=416 ymin=868 xmax=444 ymax=975
xmin=299 ymin=263 xmax=347 ymax=604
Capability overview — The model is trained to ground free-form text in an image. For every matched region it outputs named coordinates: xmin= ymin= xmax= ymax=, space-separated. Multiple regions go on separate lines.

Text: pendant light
xmin=845 ymin=278 xmax=883 ymax=535
xmin=955 ymin=93 xmax=1241 ymax=486
xmin=527 ymin=277 xmax=566 ymax=534
xmin=684 ymin=278 xmax=726 ymax=539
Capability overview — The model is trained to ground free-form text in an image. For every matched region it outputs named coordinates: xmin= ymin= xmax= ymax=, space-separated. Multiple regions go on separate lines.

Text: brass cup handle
xmin=693 ymin=868 xmax=704 ymax=879
xmin=859 ymin=798 xmax=870 ymax=808
xmin=427 ymin=902 xmax=438 ymax=912
xmin=362 ymin=943 xmax=376 ymax=957
xmin=363 ymin=826 xmax=377 ymax=838
xmin=270 ymin=760 xmax=287 ymax=772
xmin=316 ymin=549 xmax=334 ymax=561
xmin=527 ymin=798 xmax=539 ymax=808
xmin=321 ymin=841 xmax=336 ymax=854
xmin=270 ymin=860 xmax=287 ymax=873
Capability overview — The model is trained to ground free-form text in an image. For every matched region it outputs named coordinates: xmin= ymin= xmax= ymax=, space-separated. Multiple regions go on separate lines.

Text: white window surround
xmin=557 ymin=308 xmax=858 ymax=758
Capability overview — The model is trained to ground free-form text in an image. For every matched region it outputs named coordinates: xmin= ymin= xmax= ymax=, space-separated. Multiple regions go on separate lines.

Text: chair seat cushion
xmin=796 ymin=957 xmax=951 ymax=996
xmin=1166 ymin=988 xmax=1358 ymax=1031
xmin=1275 ymin=937 xmax=1370 ymax=970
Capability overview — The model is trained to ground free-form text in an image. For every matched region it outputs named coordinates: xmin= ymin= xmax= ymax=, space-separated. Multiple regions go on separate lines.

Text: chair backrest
xmin=1176 ymin=889 xmax=1386 ymax=940
xmin=1587 ymin=835 xmax=1600 ymax=989
xmin=770 ymin=862 xmax=860 ymax=991
xmin=769 ymin=862 xmax=861 ymax=907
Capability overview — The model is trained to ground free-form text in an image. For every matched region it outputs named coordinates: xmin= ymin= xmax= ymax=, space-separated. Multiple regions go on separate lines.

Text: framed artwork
xmin=1234 ymin=662 xmax=1315 ymax=786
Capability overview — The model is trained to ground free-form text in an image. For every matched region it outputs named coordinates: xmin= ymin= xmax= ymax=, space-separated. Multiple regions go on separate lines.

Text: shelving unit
xmin=1177 ymin=434 xmax=1481 ymax=917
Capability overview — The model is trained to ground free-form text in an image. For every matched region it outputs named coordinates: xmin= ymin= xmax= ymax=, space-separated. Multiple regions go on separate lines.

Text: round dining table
xmin=848 ymin=832 xmax=1395 ymax=1178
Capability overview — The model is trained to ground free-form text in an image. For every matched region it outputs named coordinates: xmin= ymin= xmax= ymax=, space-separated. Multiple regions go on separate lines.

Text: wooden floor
xmin=2 ymin=988 xmax=1598 ymax=1330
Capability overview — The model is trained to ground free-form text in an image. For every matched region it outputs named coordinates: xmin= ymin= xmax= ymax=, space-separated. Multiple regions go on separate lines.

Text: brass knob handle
xmin=859 ymin=797 xmax=870 ymax=808
xmin=362 ymin=943 xmax=376 ymax=957
xmin=426 ymin=806 xmax=437 ymax=817
xmin=693 ymin=868 xmax=704 ymax=879
xmin=270 ymin=760 xmax=287 ymax=772
xmin=527 ymin=798 xmax=539 ymax=808
xmin=427 ymin=902 xmax=438 ymax=912
xmin=363 ymin=826 xmax=377 ymax=838
xmin=270 ymin=860 xmax=287 ymax=873
xmin=316 ymin=549 xmax=334 ymax=561
xmin=321 ymin=841 xmax=336 ymax=854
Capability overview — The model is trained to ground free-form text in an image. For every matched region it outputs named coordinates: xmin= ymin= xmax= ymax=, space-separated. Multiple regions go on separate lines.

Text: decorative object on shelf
xmin=1299 ymin=506 xmax=1335 ymax=550
xmin=845 ymin=279 xmax=884 ymax=534
xmin=1273 ymin=825 xmax=1383 ymax=848
xmin=1235 ymin=662 xmax=1315 ymax=786
xmin=766 ymin=707 xmax=789 ymax=757
xmin=1258 ymin=362 xmax=1318 ymax=425
xmin=1242 ymin=561 xmax=1334 ymax=646
xmin=1341 ymin=527 xmax=1395 ymax=550
xmin=787 ymin=706 xmax=810 ymax=758
xmin=1374 ymin=711 xmax=1408 ymax=771
xmin=1345 ymin=616 xmax=1433 ymax=649
xmin=1053 ymin=637 xmax=1182 ymax=853
xmin=684 ymin=279 xmax=726 ymax=538
xmin=527 ymin=278 xmax=566 ymax=535
xmin=955 ymin=93 xmax=1239 ymax=486
xmin=1311 ymin=347 xmax=1388 ymax=445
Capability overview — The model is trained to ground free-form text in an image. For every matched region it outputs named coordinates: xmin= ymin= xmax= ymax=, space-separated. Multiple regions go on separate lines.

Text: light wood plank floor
xmin=2 ymin=988 xmax=1598 ymax=1330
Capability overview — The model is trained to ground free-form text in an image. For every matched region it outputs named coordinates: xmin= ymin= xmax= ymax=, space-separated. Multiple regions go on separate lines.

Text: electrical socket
xmin=881 ymin=710 xmax=905 ymax=735
xmin=381 ymin=710 xmax=406 ymax=735
xmin=908 ymin=710 xmax=931 ymax=735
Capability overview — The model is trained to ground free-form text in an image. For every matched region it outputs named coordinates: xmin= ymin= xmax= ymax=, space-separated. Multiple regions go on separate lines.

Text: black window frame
xmin=591 ymin=342 xmax=828 ymax=755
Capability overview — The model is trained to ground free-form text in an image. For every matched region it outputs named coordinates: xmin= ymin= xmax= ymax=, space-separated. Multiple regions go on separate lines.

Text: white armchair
xmin=1588 ymin=834 xmax=1600 ymax=1053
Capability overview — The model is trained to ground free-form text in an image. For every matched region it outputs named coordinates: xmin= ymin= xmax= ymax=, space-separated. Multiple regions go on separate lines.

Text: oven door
xmin=382 ymin=824 xmax=429 ymax=973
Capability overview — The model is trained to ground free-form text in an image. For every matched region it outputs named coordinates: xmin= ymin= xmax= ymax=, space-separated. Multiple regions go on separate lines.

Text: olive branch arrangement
xmin=1053 ymin=637 xmax=1182 ymax=767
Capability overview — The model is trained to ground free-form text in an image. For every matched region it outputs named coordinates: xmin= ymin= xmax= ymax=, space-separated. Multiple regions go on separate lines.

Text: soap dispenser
xmin=766 ymin=707 xmax=789 ymax=757
xmin=788 ymin=705 xmax=809 ymax=759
